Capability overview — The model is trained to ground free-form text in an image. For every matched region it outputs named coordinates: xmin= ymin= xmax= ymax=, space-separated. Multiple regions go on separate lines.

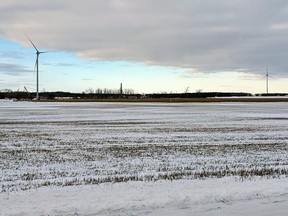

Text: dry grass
xmin=1 ymin=101 xmax=287 ymax=192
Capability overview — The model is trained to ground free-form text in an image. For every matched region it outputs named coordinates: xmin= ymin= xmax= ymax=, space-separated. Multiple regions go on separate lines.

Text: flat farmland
xmin=1 ymin=101 xmax=288 ymax=193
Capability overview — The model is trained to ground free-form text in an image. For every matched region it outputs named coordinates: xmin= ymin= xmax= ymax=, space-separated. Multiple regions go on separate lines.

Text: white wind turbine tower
xmin=265 ymin=65 xmax=271 ymax=95
xmin=26 ymin=35 xmax=50 ymax=100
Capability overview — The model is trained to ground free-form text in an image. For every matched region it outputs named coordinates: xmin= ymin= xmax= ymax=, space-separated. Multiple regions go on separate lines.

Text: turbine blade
xmin=34 ymin=58 xmax=37 ymax=73
xmin=25 ymin=34 xmax=39 ymax=52
xmin=39 ymin=50 xmax=55 ymax=54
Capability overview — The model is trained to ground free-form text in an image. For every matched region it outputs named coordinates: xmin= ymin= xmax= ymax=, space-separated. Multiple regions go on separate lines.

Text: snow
xmin=1 ymin=177 xmax=288 ymax=216
xmin=0 ymin=101 xmax=288 ymax=215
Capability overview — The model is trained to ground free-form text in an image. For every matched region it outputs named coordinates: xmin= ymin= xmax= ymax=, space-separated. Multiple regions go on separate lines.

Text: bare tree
xmin=123 ymin=89 xmax=135 ymax=95
xmin=85 ymin=88 xmax=94 ymax=94
xmin=0 ymin=89 xmax=13 ymax=93
xmin=95 ymin=88 xmax=103 ymax=94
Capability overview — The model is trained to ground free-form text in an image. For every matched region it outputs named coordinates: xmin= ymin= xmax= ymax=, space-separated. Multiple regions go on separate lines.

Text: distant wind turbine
xmin=265 ymin=65 xmax=271 ymax=95
xmin=26 ymin=34 xmax=50 ymax=100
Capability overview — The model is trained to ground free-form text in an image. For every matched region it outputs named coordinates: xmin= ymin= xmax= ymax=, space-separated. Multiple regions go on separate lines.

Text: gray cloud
xmin=1 ymin=0 xmax=288 ymax=77
xmin=0 ymin=51 xmax=24 ymax=60
xmin=0 ymin=62 xmax=32 ymax=75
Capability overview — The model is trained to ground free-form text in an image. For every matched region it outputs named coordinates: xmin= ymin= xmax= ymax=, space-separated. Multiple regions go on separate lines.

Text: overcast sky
xmin=1 ymin=0 xmax=288 ymax=93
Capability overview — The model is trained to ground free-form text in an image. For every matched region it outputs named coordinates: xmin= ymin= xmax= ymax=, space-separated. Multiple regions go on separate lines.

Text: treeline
xmin=146 ymin=92 xmax=253 ymax=98
xmin=1 ymin=89 xmax=288 ymax=100
xmin=0 ymin=91 xmax=141 ymax=100
xmin=255 ymin=93 xmax=288 ymax=97
xmin=0 ymin=91 xmax=251 ymax=100
xmin=85 ymin=87 xmax=135 ymax=95
xmin=0 ymin=91 xmax=31 ymax=100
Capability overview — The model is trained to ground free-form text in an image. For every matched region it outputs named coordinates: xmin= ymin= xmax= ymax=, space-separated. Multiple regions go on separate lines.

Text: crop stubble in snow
xmin=0 ymin=101 xmax=288 ymax=192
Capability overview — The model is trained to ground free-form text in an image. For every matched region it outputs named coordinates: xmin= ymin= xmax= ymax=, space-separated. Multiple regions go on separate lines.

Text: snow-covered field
xmin=0 ymin=100 xmax=288 ymax=215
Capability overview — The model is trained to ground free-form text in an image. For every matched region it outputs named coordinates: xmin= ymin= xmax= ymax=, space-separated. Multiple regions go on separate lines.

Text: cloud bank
xmin=0 ymin=62 xmax=31 ymax=75
xmin=1 ymin=0 xmax=288 ymax=76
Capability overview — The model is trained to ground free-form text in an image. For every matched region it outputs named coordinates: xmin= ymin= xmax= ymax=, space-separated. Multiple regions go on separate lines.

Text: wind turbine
xmin=26 ymin=34 xmax=49 ymax=100
xmin=265 ymin=65 xmax=270 ymax=95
